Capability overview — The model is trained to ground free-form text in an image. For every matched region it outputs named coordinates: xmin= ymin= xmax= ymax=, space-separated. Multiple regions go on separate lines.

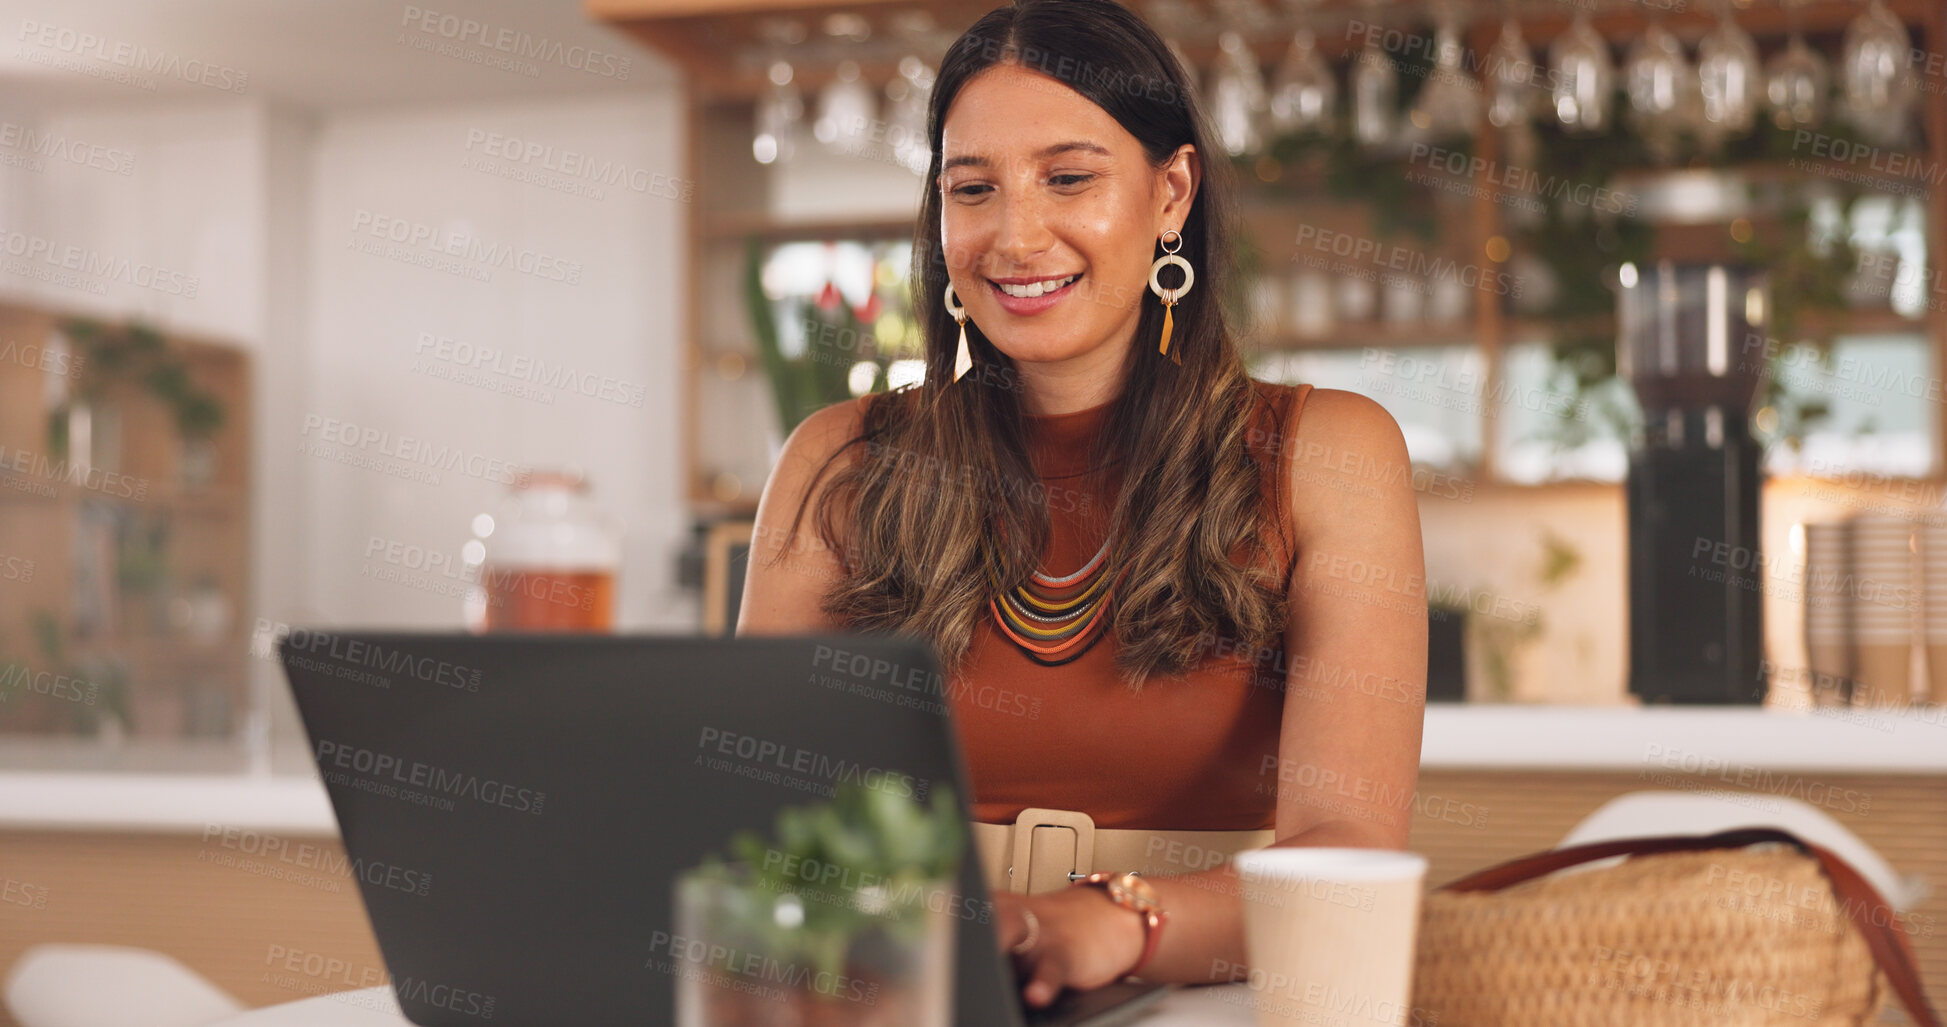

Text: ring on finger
xmin=1010 ymin=908 xmax=1040 ymax=955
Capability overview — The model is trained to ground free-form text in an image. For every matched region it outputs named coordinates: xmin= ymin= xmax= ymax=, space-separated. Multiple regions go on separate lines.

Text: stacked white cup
xmin=1922 ymin=521 xmax=1947 ymax=705
xmin=1802 ymin=521 xmax=1853 ymax=706
xmin=1849 ymin=515 xmax=1918 ymax=707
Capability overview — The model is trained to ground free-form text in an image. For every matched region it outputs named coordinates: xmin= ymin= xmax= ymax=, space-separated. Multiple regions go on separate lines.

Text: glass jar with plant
xmin=673 ymin=779 xmax=964 ymax=1027
xmin=48 ymin=318 xmax=225 ymax=482
xmin=1465 ymin=528 xmax=1584 ymax=702
xmin=0 ymin=610 xmax=132 ymax=739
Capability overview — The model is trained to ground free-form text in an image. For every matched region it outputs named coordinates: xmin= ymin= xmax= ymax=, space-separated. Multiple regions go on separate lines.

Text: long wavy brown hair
xmin=774 ymin=0 xmax=1286 ymax=689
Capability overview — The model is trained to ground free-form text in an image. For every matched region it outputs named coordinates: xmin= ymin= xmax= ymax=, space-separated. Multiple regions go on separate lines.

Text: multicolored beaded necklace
xmin=987 ymin=525 xmax=1126 ymax=667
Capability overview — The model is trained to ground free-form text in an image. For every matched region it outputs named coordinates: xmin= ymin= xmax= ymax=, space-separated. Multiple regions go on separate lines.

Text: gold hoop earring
xmin=1148 ymin=229 xmax=1194 ymax=366
xmin=944 ymin=281 xmax=972 ymax=382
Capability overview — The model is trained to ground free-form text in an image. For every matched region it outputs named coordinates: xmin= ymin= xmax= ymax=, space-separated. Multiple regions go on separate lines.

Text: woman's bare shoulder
xmin=779 ymin=395 xmax=875 ymax=473
xmin=1283 ymin=387 xmax=1415 ymax=537
xmin=775 ymin=387 xmax=927 ymax=507
xmin=740 ymin=395 xmax=879 ymax=635
xmin=1290 ymin=387 xmax=1406 ymax=456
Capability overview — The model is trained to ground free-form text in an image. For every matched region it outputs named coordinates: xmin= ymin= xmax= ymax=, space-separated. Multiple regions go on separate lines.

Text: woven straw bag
xmin=1413 ymin=828 xmax=1940 ymax=1027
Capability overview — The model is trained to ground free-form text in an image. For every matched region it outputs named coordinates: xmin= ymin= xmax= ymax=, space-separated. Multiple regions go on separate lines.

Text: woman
xmin=738 ymin=0 xmax=1426 ymax=1009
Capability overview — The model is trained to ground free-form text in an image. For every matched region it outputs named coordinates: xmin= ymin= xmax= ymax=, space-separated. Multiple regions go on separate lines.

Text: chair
xmin=701 ymin=519 xmax=754 ymax=636
xmin=4 ymin=944 xmax=243 ymax=1027
xmin=1559 ymin=790 xmax=1928 ymax=911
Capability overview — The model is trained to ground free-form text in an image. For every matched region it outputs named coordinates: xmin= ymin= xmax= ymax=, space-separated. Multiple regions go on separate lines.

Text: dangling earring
xmin=1148 ymin=229 xmax=1195 ymax=366
xmin=944 ymin=281 xmax=972 ymax=382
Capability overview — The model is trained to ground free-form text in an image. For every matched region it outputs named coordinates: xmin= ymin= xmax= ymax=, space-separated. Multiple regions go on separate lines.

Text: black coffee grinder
xmin=1619 ymin=261 xmax=1769 ymax=704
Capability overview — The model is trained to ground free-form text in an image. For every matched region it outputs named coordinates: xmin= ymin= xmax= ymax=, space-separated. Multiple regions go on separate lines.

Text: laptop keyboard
xmin=1020 ymin=981 xmax=1171 ymax=1026
xmin=1022 ymin=988 xmax=1089 ymax=1025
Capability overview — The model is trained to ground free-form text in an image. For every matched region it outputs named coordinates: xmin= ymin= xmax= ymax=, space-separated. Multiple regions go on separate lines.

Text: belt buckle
xmin=1008 ymin=807 xmax=1095 ymax=895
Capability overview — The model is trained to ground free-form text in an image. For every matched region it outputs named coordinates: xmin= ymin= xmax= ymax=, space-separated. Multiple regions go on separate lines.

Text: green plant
xmin=744 ymin=236 xmax=883 ymax=438
xmin=1509 ymin=114 xmax=1864 ymax=454
xmin=27 ymin=609 xmax=132 ymax=735
xmin=686 ymin=779 xmax=964 ymax=989
xmin=1537 ymin=528 xmax=1583 ymax=589
xmin=1245 ymin=35 xmax=1454 ymax=246
xmin=1470 ymin=614 xmax=1540 ymax=703
xmin=1237 ymin=57 xmax=1880 ymax=462
xmin=1467 ymin=528 xmax=1583 ymax=702
xmin=48 ymin=318 xmax=224 ymax=459
xmin=115 ymin=512 xmax=172 ymax=594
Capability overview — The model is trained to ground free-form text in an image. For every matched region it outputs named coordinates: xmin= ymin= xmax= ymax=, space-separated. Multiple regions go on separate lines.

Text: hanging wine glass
xmin=751 ymin=18 xmax=806 ymax=165
xmin=1550 ymin=11 xmax=1614 ymax=134
xmin=754 ymin=61 xmax=803 ymax=165
xmin=1624 ymin=19 xmax=1697 ymax=162
xmin=1764 ymin=32 xmax=1829 ymax=129
xmin=1839 ymin=0 xmax=1917 ymax=146
xmin=1411 ymin=7 xmax=1482 ymax=138
xmin=1270 ymin=27 xmax=1336 ymax=135
xmin=1696 ymin=4 xmax=1761 ymax=141
xmin=883 ymin=10 xmax=940 ymax=176
xmin=885 ymin=56 xmax=934 ymax=175
xmin=1485 ymin=17 xmax=1539 ymax=129
xmin=1352 ymin=24 xmax=1399 ymax=147
xmin=814 ymin=59 xmax=877 ymax=154
xmin=1484 ymin=9 xmax=1541 ymax=195
xmin=1209 ymin=30 xmax=1269 ymax=157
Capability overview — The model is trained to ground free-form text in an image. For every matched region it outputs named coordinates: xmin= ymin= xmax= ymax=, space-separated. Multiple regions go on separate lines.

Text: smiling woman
xmin=737 ymin=0 xmax=1427 ymax=1011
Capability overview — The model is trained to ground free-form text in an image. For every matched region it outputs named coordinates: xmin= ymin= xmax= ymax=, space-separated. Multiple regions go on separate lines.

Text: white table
xmin=203 ymin=982 xmax=1263 ymax=1025
xmin=9 ymin=707 xmax=1945 ymax=835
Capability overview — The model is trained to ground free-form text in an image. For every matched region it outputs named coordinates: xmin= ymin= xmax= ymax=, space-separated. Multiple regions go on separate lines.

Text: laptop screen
xmin=281 ymin=630 xmax=1036 ymax=1026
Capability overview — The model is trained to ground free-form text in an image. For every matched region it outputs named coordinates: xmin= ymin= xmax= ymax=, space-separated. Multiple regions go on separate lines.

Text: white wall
xmin=4 ymin=90 xmax=692 ymax=629
xmin=0 ymin=98 xmax=263 ymax=340
xmin=300 ymin=94 xmax=690 ymax=633
xmin=253 ymin=102 xmax=318 ymax=765
xmin=769 ymin=126 xmax=924 ymax=224
xmin=3 ymin=86 xmax=693 ymax=766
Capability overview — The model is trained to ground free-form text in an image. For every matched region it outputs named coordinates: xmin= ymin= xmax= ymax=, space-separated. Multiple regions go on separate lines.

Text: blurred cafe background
xmin=0 ymin=0 xmax=1944 ymax=1021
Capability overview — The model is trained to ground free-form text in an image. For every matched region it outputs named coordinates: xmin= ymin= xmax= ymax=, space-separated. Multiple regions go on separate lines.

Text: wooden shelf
xmin=1247 ymin=321 xmax=1479 ymax=352
xmin=0 ymin=480 xmax=247 ymax=513
xmin=592 ymin=0 xmax=1945 ymax=99
xmin=1611 ymin=156 xmax=1941 ymax=191
xmin=1499 ymin=307 xmax=1928 ymax=343
xmin=591 ymin=0 xmax=1947 ymax=508
xmin=698 ymin=211 xmax=916 ymax=242
xmin=88 ymin=634 xmax=250 ymax=668
xmin=1797 ymin=309 xmax=1932 ymax=338
xmin=1504 ymin=315 xmax=1618 ymax=341
xmin=0 ymin=299 xmax=253 ymax=746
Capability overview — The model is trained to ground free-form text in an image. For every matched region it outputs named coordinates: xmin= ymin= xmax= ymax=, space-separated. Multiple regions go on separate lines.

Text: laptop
xmin=278 ymin=630 xmax=1171 ymax=1026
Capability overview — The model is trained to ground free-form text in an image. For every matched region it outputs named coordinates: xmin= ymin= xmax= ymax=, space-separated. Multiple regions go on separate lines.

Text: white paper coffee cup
xmin=1231 ymin=848 xmax=1428 ymax=1027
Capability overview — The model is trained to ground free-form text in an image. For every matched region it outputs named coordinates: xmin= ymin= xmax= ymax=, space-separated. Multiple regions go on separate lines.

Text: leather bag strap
xmin=1438 ymin=827 xmax=1939 ymax=1027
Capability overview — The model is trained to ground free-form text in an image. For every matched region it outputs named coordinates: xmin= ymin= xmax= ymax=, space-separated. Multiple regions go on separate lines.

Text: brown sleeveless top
xmin=949 ymin=380 xmax=1314 ymax=831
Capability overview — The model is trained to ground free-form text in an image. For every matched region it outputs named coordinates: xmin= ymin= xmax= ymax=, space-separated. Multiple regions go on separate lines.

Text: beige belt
xmin=971 ymin=807 xmax=1276 ymax=895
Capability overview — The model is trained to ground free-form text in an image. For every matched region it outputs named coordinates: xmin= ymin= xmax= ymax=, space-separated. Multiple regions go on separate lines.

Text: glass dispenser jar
xmin=466 ymin=469 xmax=619 ymax=633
